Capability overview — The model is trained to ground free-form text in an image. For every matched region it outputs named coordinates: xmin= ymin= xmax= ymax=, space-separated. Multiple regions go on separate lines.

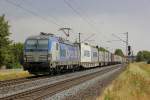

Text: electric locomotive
xmin=23 ymin=32 xmax=80 ymax=75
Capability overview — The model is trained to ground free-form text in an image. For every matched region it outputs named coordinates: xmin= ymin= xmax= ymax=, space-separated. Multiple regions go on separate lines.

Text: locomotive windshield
xmin=38 ymin=39 xmax=48 ymax=49
xmin=25 ymin=39 xmax=48 ymax=50
xmin=26 ymin=39 xmax=37 ymax=49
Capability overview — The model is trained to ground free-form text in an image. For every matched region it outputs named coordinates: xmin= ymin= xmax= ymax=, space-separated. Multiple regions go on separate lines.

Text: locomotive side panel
xmin=58 ymin=43 xmax=79 ymax=66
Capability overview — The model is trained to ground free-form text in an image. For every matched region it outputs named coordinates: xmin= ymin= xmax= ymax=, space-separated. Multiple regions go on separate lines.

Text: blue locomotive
xmin=23 ymin=32 xmax=80 ymax=74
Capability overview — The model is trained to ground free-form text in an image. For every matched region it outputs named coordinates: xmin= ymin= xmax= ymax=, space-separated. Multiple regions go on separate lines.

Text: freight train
xmin=23 ymin=32 xmax=126 ymax=75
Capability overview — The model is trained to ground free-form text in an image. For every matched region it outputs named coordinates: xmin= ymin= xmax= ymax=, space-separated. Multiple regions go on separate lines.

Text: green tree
xmin=4 ymin=43 xmax=24 ymax=69
xmin=98 ymin=47 xmax=108 ymax=52
xmin=136 ymin=51 xmax=144 ymax=61
xmin=136 ymin=51 xmax=150 ymax=62
xmin=5 ymin=43 xmax=23 ymax=69
xmin=114 ymin=49 xmax=124 ymax=56
xmin=11 ymin=43 xmax=24 ymax=65
xmin=142 ymin=51 xmax=150 ymax=61
xmin=0 ymin=15 xmax=11 ymax=67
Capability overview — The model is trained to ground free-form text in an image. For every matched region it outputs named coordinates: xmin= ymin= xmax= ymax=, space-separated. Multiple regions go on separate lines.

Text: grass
xmin=0 ymin=69 xmax=31 ymax=81
xmin=98 ymin=62 xmax=150 ymax=100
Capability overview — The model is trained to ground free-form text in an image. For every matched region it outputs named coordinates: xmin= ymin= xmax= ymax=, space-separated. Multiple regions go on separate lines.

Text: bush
xmin=136 ymin=51 xmax=150 ymax=62
xmin=147 ymin=60 xmax=150 ymax=64
xmin=6 ymin=62 xmax=22 ymax=69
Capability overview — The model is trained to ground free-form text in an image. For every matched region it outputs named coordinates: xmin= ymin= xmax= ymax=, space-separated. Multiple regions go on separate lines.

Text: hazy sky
xmin=0 ymin=0 xmax=150 ymax=54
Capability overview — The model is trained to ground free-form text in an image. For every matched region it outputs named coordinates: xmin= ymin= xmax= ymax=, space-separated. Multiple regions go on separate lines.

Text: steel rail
xmin=0 ymin=75 xmax=49 ymax=88
xmin=1 ymin=64 xmax=125 ymax=100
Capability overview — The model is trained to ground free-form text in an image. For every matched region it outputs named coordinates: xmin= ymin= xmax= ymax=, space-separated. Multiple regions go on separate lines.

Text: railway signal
xmin=128 ymin=45 xmax=131 ymax=56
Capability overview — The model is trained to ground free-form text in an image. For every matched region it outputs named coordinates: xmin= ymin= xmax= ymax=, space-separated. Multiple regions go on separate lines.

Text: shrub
xmin=147 ymin=60 xmax=150 ymax=64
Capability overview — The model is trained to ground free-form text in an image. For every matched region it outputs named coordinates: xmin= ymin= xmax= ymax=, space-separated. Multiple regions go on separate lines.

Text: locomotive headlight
xmin=48 ymin=54 xmax=52 ymax=60
xmin=24 ymin=55 xmax=27 ymax=61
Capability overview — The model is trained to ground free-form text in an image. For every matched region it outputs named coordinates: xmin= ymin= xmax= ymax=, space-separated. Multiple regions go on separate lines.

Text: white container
xmin=108 ymin=52 xmax=112 ymax=63
xmin=114 ymin=55 xmax=118 ymax=62
xmin=99 ymin=51 xmax=105 ymax=62
xmin=91 ymin=46 xmax=98 ymax=62
xmin=80 ymin=43 xmax=91 ymax=63
xmin=104 ymin=51 xmax=109 ymax=63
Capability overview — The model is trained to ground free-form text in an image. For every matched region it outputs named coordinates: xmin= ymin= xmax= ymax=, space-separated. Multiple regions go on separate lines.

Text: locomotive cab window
xmin=38 ymin=39 xmax=48 ymax=49
xmin=26 ymin=39 xmax=37 ymax=49
xmin=25 ymin=39 xmax=49 ymax=50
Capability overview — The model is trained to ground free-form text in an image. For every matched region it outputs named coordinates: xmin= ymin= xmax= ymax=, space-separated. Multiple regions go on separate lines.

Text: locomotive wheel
xmin=55 ymin=66 xmax=61 ymax=74
xmin=49 ymin=68 xmax=55 ymax=75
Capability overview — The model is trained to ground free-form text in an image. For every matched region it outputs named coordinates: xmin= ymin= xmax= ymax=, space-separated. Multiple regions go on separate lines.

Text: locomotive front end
xmin=23 ymin=37 xmax=52 ymax=74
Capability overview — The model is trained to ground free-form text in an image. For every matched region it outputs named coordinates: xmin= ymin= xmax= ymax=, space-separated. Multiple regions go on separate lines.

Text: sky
xmin=0 ymin=0 xmax=150 ymax=54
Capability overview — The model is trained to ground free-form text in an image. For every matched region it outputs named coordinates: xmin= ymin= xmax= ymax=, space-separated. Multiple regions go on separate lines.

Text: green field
xmin=0 ymin=69 xmax=31 ymax=81
xmin=99 ymin=63 xmax=150 ymax=100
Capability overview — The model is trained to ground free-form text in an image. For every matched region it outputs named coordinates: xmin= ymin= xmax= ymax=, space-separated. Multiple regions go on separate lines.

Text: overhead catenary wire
xmin=68 ymin=1 xmax=116 ymax=49
xmin=69 ymin=0 xmax=103 ymax=30
xmin=4 ymin=0 xmax=80 ymax=42
xmin=112 ymin=33 xmax=126 ymax=43
xmin=63 ymin=0 xmax=111 ymax=44
xmin=64 ymin=0 xmax=124 ymax=51
xmin=4 ymin=0 xmax=112 ymax=49
xmin=21 ymin=0 xmax=79 ymax=41
xmin=81 ymin=33 xmax=95 ymax=43
xmin=63 ymin=0 xmax=95 ymax=31
xmin=5 ymin=0 xmax=63 ymax=28
xmin=21 ymin=0 xmax=73 ymax=29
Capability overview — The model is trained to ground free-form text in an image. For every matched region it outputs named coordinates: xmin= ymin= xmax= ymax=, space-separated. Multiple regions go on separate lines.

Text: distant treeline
xmin=136 ymin=51 xmax=150 ymax=62
xmin=0 ymin=15 xmax=23 ymax=69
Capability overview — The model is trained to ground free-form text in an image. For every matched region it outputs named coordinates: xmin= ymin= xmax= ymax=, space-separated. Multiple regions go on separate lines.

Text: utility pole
xmin=132 ymin=50 xmax=134 ymax=63
xmin=124 ymin=32 xmax=129 ymax=62
xmin=78 ymin=33 xmax=82 ymax=65
xmin=119 ymin=32 xmax=129 ymax=63
xmin=126 ymin=32 xmax=129 ymax=58
xmin=79 ymin=33 xmax=81 ymax=43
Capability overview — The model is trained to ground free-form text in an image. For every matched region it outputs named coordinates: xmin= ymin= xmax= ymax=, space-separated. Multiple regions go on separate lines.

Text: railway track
xmin=0 ymin=66 xmax=89 ymax=88
xmin=0 ymin=69 xmax=83 ymax=88
xmin=0 ymin=65 xmax=112 ymax=88
xmin=0 ymin=64 xmax=125 ymax=100
xmin=0 ymin=75 xmax=49 ymax=88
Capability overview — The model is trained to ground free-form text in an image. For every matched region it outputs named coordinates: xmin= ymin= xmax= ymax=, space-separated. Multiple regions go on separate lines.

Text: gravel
xmin=0 ymin=65 xmax=120 ymax=98
xmin=43 ymin=66 xmax=124 ymax=100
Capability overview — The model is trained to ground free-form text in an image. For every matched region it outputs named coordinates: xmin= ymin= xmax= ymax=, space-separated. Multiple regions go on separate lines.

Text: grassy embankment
xmin=0 ymin=69 xmax=31 ymax=81
xmin=99 ymin=62 xmax=150 ymax=100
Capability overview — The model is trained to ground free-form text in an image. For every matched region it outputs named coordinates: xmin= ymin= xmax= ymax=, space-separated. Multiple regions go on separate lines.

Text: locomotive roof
xmin=27 ymin=32 xmax=55 ymax=40
xmin=26 ymin=32 xmax=77 ymax=46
